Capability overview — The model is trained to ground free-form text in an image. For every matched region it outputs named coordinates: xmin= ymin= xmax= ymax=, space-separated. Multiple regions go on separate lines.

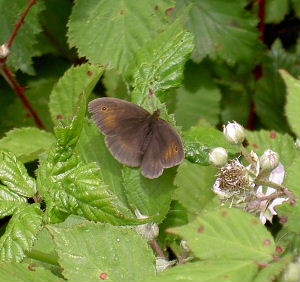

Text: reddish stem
xmin=0 ymin=0 xmax=45 ymax=129
xmin=2 ymin=66 xmax=45 ymax=129
xmin=7 ymin=0 xmax=37 ymax=49
xmin=151 ymin=239 xmax=166 ymax=259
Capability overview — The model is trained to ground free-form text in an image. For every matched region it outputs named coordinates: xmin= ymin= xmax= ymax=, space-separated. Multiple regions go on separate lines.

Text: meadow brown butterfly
xmin=88 ymin=97 xmax=184 ymax=179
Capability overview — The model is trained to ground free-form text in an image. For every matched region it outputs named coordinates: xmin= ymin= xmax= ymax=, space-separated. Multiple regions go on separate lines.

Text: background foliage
xmin=0 ymin=0 xmax=299 ymax=281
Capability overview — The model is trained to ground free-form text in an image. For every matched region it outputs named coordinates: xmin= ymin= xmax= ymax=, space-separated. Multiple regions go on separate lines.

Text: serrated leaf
xmin=176 ymin=0 xmax=263 ymax=64
xmin=279 ymin=70 xmax=300 ymax=137
xmin=48 ymin=222 xmax=155 ymax=282
xmin=122 ymin=167 xmax=177 ymax=223
xmin=0 ymin=128 xmax=55 ymax=163
xmin=67 ymin=0 xmax=173 ymax=73
xmin=171 ymin=208 xmax=275 ymax=262
xmin=253 ymin=254 xmax=293 ymax=282
xmin=38 ymin=99 xmax=140 ymax=225
xmin=148 ymin=259 xmax=258 ymax=282
xmin=174 ymin=160 xmax=217 ymax=214
xmin=49 ymin=64 xmax=104 ymax=124
xmin=245 ymin=130 xmax=297 ymax=168
xmin=174 ymin=62 xmax=221 ymax=129
xmin=76 ymin=120 xmax=127 ymax=205
xmin=0 ymin=151 xmax=36 ymax=197
xmin=131 ymin=18 xmax=194 ymax=106
xmin=277 ymin=157 xmax=300 ymax=234
xmin=0 ymin=184 xmax=27 ymax=218
xmin=254 ymin=40 xmax=298 ymax=132
xmin=0 ymin=203 xmax=43 ymax=263
xmin=0 ymin=0 xmax=44 ymax=74
xmin=0 ymin=262 xmax=64 ymax=282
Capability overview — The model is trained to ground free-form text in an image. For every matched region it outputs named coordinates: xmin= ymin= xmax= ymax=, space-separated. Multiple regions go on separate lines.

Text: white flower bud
xmin=209 ymin=147 xmax=228 ymax=167
xmin=260 ymin=150 xmax=279 ymax=172
xmin=223 ymin=121 xmax=246 ymax=145
xmin=0 ymin=44 xmax=10 ymax=59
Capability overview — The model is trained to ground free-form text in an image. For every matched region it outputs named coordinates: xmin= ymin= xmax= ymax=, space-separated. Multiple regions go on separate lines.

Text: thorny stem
xmin=0 ymin=0 xmax=45 ymax=129
xmin=151 ymin=239 xmax=166 ymax=260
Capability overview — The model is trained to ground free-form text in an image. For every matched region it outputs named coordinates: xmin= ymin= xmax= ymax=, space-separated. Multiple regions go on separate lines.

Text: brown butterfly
xmin=88 ymin=97 xmax=184 ymax=179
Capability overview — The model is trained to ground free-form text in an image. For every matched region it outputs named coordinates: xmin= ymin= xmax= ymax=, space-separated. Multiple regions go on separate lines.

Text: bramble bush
xmin=0 ymin=0 xmax=299 ymax=281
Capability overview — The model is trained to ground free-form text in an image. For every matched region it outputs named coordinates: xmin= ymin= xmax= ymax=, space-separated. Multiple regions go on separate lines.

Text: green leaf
xmin=67 ymin=0 xmax=173 ymax=73
xmin=38 ymin=100 xmax=140 ymax=225
xmin=245 ymin=130 xmax=297 ymax=168
xmin=279 ymin=70 xmax=300 ymax=138
xmin=254 ymin=40 xmax=298 ymax=132
xmin=0 ymin=0 xmax=44 ymax=74
xmin=0 ymin=262 xmax=65 ymax=282
xmin=148 ymin=259 xmax=258 ymax=282
xmin=131 ymin=18 xmax=194 ymax=106
xmin=183 ymin=124 xmax=239 ymax=164
xmin=0 ymin=151 xmax=36 ymax=197
xmin=0 ymin=128 xmax=55 ymax=163
xmin=171 ymin=208 xmax=275 ymax=262
xmin=48 ymin=222 xmax=155 ymax=282
xmin=265 ymin=0 xmax=289 ymax=24
xmin=0 ymin=184 xmax=27 ymax=218
xmin=77 ymin=120 xmax=128 ymax=206
xmin=174 ymin=160 xmax=217 ymax=214
xmin=174 ymin=62 xmax=221 ymax=129
xmin=176 ymin=0 xmax=263 ymax=64
xmin=277 ymin=157 xmax=300 ymax=234
xmin=49 ymin=64 xmax=104 ymax=124
xmin=122 ymin=167 xmax=177 ymax=223
xmin=0 ymin=203 xmax=43 ymax=263
xmin=253 ymin=254 xmax=293 ymax=282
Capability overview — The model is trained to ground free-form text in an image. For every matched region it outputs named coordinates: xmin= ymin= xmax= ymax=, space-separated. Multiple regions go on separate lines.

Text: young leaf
xmin=0 ymin=262 xmax=64 ymax=282
xmin=49 ymin=64 xmax=104 ymax=124
xmin=279 ymin=70 xmax=300 ymax=138
xmin=0 ymin=151 xmax=36 ymax=197
xmin=48 ymin=222 xmax=155 ymax=282
xmin=277 ymin=158 xmax=300 ymax=234
xmin=38 ymin=97 xmax=141 ymax=225
xmin=0 ymin=128 xmax=55 ymax=163
xmin=246 ymin=130 xmax=297 ymax=168
xmin=170 ymin=208 xmax=276 ymax=262
xmin=76 ymin=120 xmax=128 ymax=205
xmin=131 ymin=18 xmax=194 ymax=106
xmin=148 ymin=260 xmax=258 ymax=282
xmin=0 ymin=185 xmax=27 ymax=218
xmin=122 ymin=167 xmax=177 ymax=223
xmin=67 ymin=0 xmax=173 ymax=73
xmin=174 ymin=160 xmax=217 ymax=214
xmin=176 ymin=0 xmax=263 ymax=64
xmin=0 ymin=0 xmax=44 ymax=74
xmin=0 ymin=203 xmax=43 ymax=263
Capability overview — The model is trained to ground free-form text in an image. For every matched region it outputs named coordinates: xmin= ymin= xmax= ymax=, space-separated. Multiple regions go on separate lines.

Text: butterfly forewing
xmin=88 ymin=98 xmax=151 ymax=167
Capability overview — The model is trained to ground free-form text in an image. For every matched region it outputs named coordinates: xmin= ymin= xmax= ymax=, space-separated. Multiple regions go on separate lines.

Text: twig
xmin=7 ymin=0 xmax=37 ymax=49
xmin=0 ymin=0 xmax=45 ymax=129
xmin=150 ymin=239 xmax=166 ymax=259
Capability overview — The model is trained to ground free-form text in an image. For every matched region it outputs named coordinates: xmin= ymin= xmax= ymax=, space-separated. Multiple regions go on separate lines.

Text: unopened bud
xmin=209 ymin=147 xmax=228 ymax=167
xmin=260 ymin=150 xmax=279 ymax=172
xmin=223 ymin=121 xmax=246 ymax=145
xmin=0 ymin=44 xmax=10 ymax=59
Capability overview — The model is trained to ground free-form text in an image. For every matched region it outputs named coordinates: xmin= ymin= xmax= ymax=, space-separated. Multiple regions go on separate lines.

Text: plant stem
xmin=151 ymin=239 xmax=166 ymax=259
